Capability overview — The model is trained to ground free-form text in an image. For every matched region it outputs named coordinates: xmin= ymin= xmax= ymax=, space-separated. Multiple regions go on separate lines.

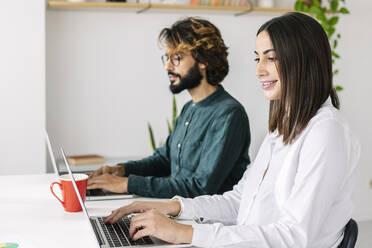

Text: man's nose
xmin=164 ymin=59 xmax=174 ymax=71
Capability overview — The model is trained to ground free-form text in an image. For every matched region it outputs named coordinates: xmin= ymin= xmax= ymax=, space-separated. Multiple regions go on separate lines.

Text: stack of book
xmin=66 ymin=154 xmax=105 ymax=165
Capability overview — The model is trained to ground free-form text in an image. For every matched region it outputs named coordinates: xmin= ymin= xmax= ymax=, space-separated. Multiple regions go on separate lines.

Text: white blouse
xmin=175 ymin=103 xmax=360 ymax=248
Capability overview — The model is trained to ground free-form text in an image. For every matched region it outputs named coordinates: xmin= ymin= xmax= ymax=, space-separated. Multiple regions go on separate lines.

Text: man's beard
xmin=168 ymin=62 xmax=203 ymax=94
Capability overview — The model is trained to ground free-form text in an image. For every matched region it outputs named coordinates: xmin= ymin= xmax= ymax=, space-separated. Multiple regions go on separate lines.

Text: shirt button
xmin=176 ymin=165 xmax=180 ymax=169
xmin=177 ymin=143 xmax=181 ymax=148
xmin=192 ymin=103 xmax=196 ymax=107
xmin=185 ymin=121 xmax=189 ymax=126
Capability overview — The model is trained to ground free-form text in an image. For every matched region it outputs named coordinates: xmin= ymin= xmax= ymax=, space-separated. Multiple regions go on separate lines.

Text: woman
xmin=104 ymin=12 xmax=360 ymax=247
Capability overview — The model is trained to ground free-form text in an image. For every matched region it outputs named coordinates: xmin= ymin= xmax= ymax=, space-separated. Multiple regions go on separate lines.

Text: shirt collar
xmin=268 ymin=129 xmax=281 ymax=144
xmin=323 ymin=96 xmax=333 ymax=107
xmin=193 ymin=85 xmax=224 ymax=108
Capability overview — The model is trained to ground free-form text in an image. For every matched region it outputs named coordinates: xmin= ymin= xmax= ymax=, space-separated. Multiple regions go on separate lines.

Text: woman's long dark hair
xmin=257 ymin=12 xmax=340 ymax=145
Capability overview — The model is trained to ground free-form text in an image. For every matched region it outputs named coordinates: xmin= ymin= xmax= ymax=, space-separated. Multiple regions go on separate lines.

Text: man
xmin=88 ymin=17 xmax=251 ymax=198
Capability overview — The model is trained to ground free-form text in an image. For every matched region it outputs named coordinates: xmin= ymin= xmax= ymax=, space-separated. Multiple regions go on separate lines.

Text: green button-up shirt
xmin=120 ymin=86 xmax=251 ymax=198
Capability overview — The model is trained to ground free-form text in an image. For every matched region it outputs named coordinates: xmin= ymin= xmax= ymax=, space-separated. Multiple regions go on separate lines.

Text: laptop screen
xmin=60 ymin=147 xmax=101 ymax=247
xmin=45 ymin=130 xmax=61 ymax=176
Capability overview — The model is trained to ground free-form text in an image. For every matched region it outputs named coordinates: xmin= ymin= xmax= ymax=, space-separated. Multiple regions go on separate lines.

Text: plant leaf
xmin=340 ymin=7 xmax=350 ymax=14
xmin=312 ymin=0 xmax=321 ymax=8
xmin=330 ymin=0 xmax=339 ymax=12
xmin=321 ymin=22 xmax=329 ymax=32
xmin=333 ymin=39 xmax=338 ymax=49
xmin=171 ymin=95 xmax=177 ymax=132
xmin=310 ymin=6 xmax=324 ymax=20
xmin=328 ymin=27 xmax=336 ymax=38
xmin=166 ymin=119 xmax=172 ymax=135
xmin=332 ymin=50 xmax=340 ymax=59
xmin=335 ymin=85 xmax=344 ymax=91
xmin=333 ymin=69 xmax=339 ymax=75
xmin=317 ymin=12 xmax=327 ymax=21
xmin=328 ymin=16 xmax=339 ymax=26
xmin=147 ymin=122 xmax=156 ymax=152
xmin=295 ymin=1 xmax=302 ymax=11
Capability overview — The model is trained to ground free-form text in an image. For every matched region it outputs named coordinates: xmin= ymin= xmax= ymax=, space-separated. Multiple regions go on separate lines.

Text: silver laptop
xmin=45 ymin=130 xmax=134 ymax=201
xmin=61 ymin=147 xmax=192 ymax=248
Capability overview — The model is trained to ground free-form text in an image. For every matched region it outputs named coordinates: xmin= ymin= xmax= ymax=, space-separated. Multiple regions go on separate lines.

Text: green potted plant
xmin=295 ymin=0 xmax=350 ymax=90
xmin=147 ymin=95 xmax=178 ymax=152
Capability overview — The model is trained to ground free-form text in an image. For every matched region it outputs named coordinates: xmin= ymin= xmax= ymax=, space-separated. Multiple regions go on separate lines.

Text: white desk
xmin=0 ymin=174 xmax=158 ymax=248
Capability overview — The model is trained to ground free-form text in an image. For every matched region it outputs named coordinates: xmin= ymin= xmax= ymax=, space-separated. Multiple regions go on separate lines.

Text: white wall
xmin=337 ymin=1 xmax=372 ymax=222
xmin=0 ymin=1 xmax=46 ymax=175
xmin=46 ymin=2 xmax=372 ymax=220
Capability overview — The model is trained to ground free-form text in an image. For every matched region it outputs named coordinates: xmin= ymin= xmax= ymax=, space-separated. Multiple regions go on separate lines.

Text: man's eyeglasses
xmin=161 ymin=54 xmax=182 ymax=67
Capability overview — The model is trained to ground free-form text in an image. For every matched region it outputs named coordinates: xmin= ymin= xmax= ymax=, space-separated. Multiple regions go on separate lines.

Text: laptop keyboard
xmin=95 ymin=216 xmax=154 ymax=247
xmin=86 ymin=188 xmax=106 ymax=196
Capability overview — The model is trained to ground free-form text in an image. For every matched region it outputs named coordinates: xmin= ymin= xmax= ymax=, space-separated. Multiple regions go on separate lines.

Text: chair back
xmin=338 ymin=218 xmax=358 ymax=248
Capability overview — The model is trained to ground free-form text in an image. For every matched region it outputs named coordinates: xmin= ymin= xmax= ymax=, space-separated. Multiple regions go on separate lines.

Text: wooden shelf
xmin=48 ymin=1 xmax=293 ymax=13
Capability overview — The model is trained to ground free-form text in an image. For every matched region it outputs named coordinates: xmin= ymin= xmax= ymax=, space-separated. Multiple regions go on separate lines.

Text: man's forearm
xmin=119 ymin=154 xmax=170 ymax=177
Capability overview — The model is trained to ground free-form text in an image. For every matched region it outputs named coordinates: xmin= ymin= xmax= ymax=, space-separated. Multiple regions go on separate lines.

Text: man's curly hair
xmin=158 ymin=17 xmax=229 ymax=86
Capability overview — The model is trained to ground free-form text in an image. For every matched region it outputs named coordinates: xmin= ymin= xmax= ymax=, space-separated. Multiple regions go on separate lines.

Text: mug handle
xmin=50 ymin=182 xmax=65 ymax=206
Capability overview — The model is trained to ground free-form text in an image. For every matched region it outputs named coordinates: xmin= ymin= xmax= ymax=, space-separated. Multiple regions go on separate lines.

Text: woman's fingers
xmin=104 ymin=202 xmax=149 ymax=224
xmin=132 ymin=228 xmax=152 ymax=241
xmin=105 ymin=207 xmax=127 ymax=223
xmin=129 ymin=212 xmax=150 ymax=237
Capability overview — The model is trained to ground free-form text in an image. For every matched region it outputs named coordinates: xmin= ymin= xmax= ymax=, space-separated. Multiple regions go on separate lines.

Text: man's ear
xmin=199 ymin=62 xmax=207 ymax=70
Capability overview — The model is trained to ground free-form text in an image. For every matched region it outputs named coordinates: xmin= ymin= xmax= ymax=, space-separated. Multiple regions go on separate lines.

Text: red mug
xmin=50 ymin=174 xmax=88 ymax=212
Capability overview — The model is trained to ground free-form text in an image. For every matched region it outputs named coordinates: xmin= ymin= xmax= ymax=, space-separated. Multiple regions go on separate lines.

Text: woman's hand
xmin=129 ymin=209 xmax=193 ymax=244
xmin=104 ymin=200 xmax=181 ymax=224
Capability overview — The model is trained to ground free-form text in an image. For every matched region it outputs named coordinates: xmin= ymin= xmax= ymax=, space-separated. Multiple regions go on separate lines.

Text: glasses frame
xmin=161 ymin=53 xmax=183 ymax=67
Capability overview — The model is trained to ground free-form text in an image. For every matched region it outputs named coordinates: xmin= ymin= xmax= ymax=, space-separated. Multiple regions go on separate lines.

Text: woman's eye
xmin=254 ymin=58 xmax=260 ymax=62
xmin=268 ymin=57 xmax=277 ymax=61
